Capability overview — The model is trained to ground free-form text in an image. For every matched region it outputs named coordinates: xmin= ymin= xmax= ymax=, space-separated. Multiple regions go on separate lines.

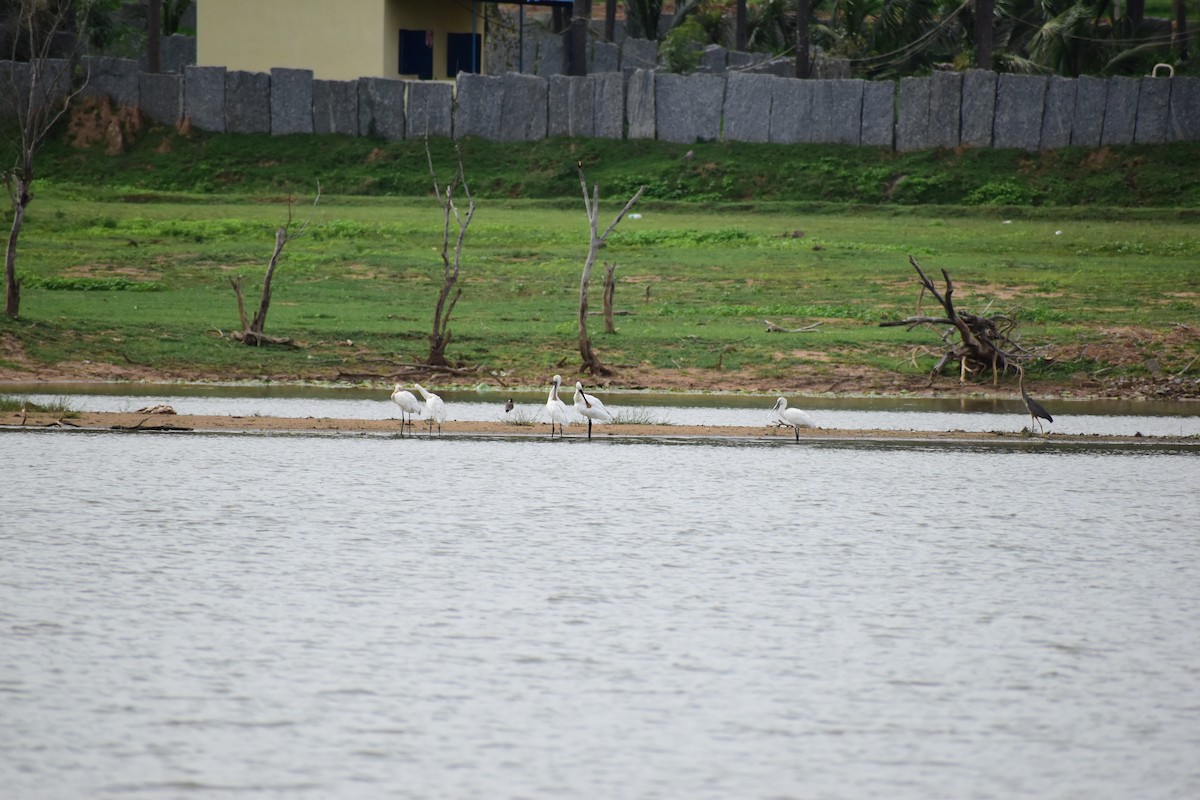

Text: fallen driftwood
xmin=880 ymin=256 xmax=1039 ymax=384
xmin=765 ymin=319 xmax=823 ymax=333
xmin=110 ymin=415 xmax=192 ymax=432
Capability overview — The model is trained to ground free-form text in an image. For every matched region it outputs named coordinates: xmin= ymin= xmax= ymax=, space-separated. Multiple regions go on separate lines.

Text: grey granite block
xmin=895 ymin=76 xmax=931 ymax=152
xmin=139 ymin=71 xmax=182 ymax=126
xmin=655 ymin=73 xmax=725 ymax=143
xmin=32 ymin=58 xmax=72 ymax=109
xmin=548 ymin=76 xmax=573 ymax=136
xmin=929 ymin=71 xmax=962 ymax=148
xmin=161 ymin=34 xmax=195 ymax=73
xmin=357 ymin=77 xmax=406 ymax=140
xmin=993 ymin=74 xmax=1046 ymax=150
xmin=699 ymin=45 xmax=727 ymax=73
xmin=454 ymin=73 xmax=503 ymax=139
xmin=829 ymin=78 xmax=865 ymax=145
xmin=768 ymin=78 xmax=809 ymax=144
xmin=270 ymin=67 xmax=313 ymax=135
xmin=1100 ymin=76 xmax=1137 ymax=145
xmin=0 ymin=61 xmax=30 ymax=119
xmin=1070 ymin=75 xmax=1107 ymax=147
xmin=499 ymin=73 xmax=547 ymax=141
xmin=1167 ymin=76 xmax=1200 ymax=141
xmin=590 ymin=40 xmax=620 ymax=73
xmin=812 ymin=57 xmax=851 ymax=80
xmin=407 ymin=80 xmax=453 ymax=139
xmin=961 ymin=69 xmax=996 ymax=147
xmin=313 ymin=79 xmax=358 ymax=135
xmin=722 ymin=72 xmax=774 ymax=143
xmin=592 ymin=72 xmax=624 ymax=139
xmin=803 ymin=79 xmax=834 ymax=144
xmin=860 ymin=79 xmax=895 ymax=148
xmin=536 ymin=32 xmax=563 ymax=77
xmin=1039 ymin=75 xmax=1075 ymax=150
xmin=726 ymin=51 xmax=766 ymax=70
xmin=622 ymin=38 xmax=658 ymax=71
xmin=626 ymin=68 xmax=655 ymax=139
xmin=225 ymin=70 xmax=270 ymax=134
xmin=81 ymin=57 xmax=139 ymax=106
xmin=184 ymin=65 xmax=225 ymax=132
xmin=1134 ymin=76 xmax=1170 ymax=144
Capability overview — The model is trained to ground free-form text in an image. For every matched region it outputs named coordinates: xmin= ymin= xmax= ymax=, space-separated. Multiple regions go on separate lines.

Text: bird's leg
xmin=794 ymin=426 xmax=800 ymax=442
xmin=588 ymin=418 xmax=593 ymax=440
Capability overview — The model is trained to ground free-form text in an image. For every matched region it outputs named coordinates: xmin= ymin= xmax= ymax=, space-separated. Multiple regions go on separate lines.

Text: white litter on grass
xmin=629 ymin=213 xmax=642 ymax=219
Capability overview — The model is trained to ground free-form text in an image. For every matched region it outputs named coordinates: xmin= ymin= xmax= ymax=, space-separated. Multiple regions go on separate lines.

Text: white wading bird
xmin=390 ymin=383 xmax=421 ymax=435
xmin=770 ymin=397 xmax=817 ymax=441
xmin=414 ymin=383 xmax=446 ymax=435
xmin=574 ymin=381 xmax=613 ymax=440
xmin=545 ymin=374 xmax=571 ymax=438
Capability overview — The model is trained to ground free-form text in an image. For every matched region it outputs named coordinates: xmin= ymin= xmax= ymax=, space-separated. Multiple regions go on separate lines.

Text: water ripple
xmin=1 ymin=433 xmax=1198 ymax=799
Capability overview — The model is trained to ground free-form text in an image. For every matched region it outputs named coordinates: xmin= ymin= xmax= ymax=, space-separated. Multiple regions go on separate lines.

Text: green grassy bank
xmin=1 ymin=127 xmax=1198 ymax=395
xmin=33 ymin=125 xmax=1200 ymax=208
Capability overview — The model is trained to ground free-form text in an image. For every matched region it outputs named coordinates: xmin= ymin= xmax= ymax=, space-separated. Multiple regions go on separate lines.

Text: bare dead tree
xmin=880 ymin=256 xmax=1038 ymax=384
xmin=425 ymin=140 xmax=475 ymax=367
xmin=576 ymin=162 xmax=644 ymax=375
xmin=229 ymin=185 xmax=320 ymax=346
xmin=2 ymin=0 xmax=92 ymax=318
xmin=602 ymin=261 xmax=618 ymax=334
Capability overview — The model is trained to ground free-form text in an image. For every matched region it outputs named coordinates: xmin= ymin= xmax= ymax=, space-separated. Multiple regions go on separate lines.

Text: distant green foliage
xmin=660 ymin=18 xmax=706 ymax=73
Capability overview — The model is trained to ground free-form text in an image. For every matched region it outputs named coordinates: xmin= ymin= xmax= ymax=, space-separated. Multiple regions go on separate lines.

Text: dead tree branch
xmin=577 ymin=162 xmax=645 ymax=375
xmin=231 ymin=184 xmax=320 ymax=346
xmin=880 ymin=256 xmax=1037 ymax=384
xmin=765 ymin=319 xmax=823 ymax=333
xmin=4 ymin=0 xmax=92 ymax=318
xmin=425 ymin=139 xmax=474 ymax=366
xmin=602 ymin=261 xmax=618 ymax=334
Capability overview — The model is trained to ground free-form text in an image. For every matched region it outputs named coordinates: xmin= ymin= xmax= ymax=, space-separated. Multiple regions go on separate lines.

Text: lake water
xmin=2 ymin=428 xmax=1198 ymax=799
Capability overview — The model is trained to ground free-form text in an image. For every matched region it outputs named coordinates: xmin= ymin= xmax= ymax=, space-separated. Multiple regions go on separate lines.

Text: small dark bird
xmin=1019 ymin=370 xmax=1053 ymax=434
xmin=504 ymin=398 xmax=514 ymax=413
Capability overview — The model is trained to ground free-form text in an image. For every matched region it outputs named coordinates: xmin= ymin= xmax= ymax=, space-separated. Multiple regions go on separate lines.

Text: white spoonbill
xmin=770 ymin=397 xmax=816 ymax=441
xmin=574 ymin=381 xmax=613 ymax=440
xmin=545 ymin=374 xmax=571 ymax=438
xmin=390 ymin=383 xmax=421 ymax=435
xmin=414 ymin=383 xmax=446 ymax=435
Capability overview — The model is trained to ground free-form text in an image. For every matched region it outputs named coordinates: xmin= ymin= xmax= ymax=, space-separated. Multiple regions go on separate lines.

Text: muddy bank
xmin=6 ymin=411 xmax=1196 ymax=448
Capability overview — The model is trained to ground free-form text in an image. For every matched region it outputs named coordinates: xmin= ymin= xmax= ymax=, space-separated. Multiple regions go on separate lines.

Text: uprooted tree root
xmin=881 ymin=256 xmax=1046 ymax=385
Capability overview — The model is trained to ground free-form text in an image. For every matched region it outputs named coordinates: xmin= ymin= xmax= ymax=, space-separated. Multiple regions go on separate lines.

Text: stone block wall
xmin=13 ymin=53 xmax=1196 ymax=152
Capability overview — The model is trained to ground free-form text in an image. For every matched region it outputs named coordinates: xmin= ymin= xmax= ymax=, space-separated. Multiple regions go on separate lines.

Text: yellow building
xmin=197 ymin=0 xmax=488 ymax=81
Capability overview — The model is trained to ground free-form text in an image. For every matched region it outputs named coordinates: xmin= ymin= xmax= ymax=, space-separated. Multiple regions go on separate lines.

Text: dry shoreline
xmin=6 ymin=411 xmax=1196 ymax=448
